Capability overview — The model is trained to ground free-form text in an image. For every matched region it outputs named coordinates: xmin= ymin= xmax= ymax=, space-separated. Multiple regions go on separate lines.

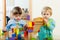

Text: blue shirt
xmin=6 ymin=19 xmax=26 ymax=31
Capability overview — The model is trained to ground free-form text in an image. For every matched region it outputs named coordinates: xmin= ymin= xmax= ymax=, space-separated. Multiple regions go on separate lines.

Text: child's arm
xmin=6 ymin=23 xmax=12 ymax=31
xmin=6 ymin=20 xmax=13 ymax=31
xmin=46 ymin=19 xmax=55 ymax=30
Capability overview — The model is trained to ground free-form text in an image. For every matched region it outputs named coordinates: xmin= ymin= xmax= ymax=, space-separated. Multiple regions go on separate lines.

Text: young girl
xmin=38 ymin=7 xmax=55 ymax=40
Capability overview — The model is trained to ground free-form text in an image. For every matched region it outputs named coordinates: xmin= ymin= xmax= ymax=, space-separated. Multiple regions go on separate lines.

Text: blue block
xmin=9 ymin=37 xmax=15 ymax=40
xmin=12 ymin=33 xmax=16 ymax=38
xmin=18 ymin=34 xmax=22 ymax=40
xmin=18 ymin=34 xmax=21 ymax=38
xmin=28 ymin=30 xmax=33 ymax=33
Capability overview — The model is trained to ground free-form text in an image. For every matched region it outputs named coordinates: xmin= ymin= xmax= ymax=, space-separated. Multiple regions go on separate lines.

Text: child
xmin=38 ymin=7 xmax=55 ymax=40
xmin=5 ymin=6 xmax=27 ymax=40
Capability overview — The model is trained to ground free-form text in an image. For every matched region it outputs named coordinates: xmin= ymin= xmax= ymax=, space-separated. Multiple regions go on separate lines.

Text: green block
xmin=31 ymin=38 xmax=36 ymax=40
xmin=19 ymin=28 xmax=23 ymax=31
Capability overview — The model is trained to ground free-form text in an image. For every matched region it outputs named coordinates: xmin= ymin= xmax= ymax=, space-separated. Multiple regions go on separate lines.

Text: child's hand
xmin=44 ymin=18 xmax=48 ymax=24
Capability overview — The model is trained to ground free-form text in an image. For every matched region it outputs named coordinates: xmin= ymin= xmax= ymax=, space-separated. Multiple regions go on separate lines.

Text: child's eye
xmin=43 ymin=14 xmax=46 ymax=15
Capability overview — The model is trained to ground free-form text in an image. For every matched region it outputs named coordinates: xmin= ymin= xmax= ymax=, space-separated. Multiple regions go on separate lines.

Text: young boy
xmin=5 ymin=7 xmax=27 ymax=40
xmin=38 ymin=7 xmax=55 ymax=40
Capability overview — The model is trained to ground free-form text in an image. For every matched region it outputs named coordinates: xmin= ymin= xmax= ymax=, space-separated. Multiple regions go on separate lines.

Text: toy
xmin=18 ymin=34 xmax=21 ymax=40
xmin=31 ymin=38 xmax=36 ymax=40
xmin=8 ymin=22 xmax=25 ymax=40
xmin=15 ymin=28 xmax=19 ymax=36
xmin=24 ymin=31 xmax=28 ymax=40
xmin=33 ymin=17 xmax=44 ymax=33
xmin=27 ymin=21 xmax=35 ymax=40
xmin=27 ymin=21 xmax=35 ymax=33
xmin=12 ymin=33 xmax=16 ymax=38
xmin=21 ymin=13 xmax=30 ymax=20
xmin=23 ymin=25 xmax=28 ymax=40
xmin=27 ymin=15 xmax=30 ymax=20
xmin=9 ymin=37 xmax=15 ymax=40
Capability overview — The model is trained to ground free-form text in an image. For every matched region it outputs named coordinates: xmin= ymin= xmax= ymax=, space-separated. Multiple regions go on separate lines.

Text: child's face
xmin=13 ymin=14 xmax=22 ymax=21
xmin=42 ymin=11 xmax=51 ymax=19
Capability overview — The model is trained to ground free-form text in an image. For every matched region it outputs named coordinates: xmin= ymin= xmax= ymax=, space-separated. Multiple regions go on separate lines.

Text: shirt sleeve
xmin=6 ymin=20 xmax=14 ymax=31
xmin=46 ymin=19 xmax=55 ymax=30
xmin=19 ymin=20 xmax=27 ymax=27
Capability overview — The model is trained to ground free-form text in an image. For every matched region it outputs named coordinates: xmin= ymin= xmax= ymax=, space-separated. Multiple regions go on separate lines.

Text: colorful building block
xmin=15 ymin=28 xmax=19 ymax=36
xmin=28 ymin=21 xmax=32 ymax=27
xmin=27 ymin=21 xmax=35 ymax=33
xmin=18 ymin=34 xmax=21 ymax=40
xmin=27 ymin=15 xmax=30 ymax=20
xmin=9 ymin=37 xmax=15 ymax=40
xmin=12 ymin=33 xmax=16 ymax=38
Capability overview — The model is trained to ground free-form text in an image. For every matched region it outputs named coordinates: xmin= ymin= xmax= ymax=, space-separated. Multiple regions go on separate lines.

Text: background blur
xmin=0 ymin=0 xmax=60 ymax=40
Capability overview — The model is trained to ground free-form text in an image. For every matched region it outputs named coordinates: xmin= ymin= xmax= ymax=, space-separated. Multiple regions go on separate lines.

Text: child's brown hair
xmin=11 ymin=6 xmax=22 ymax=15
xmin=41 ymin=6 xmax=52 ymax=16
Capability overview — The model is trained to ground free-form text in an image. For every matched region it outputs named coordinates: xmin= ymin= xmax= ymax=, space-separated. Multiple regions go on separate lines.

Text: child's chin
xmin=15 ymin=19 xmax=20 ymax=21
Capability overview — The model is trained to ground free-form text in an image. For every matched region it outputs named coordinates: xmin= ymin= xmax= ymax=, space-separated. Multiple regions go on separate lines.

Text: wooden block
xmin=33 ymin=17 xmax=44 ymax=34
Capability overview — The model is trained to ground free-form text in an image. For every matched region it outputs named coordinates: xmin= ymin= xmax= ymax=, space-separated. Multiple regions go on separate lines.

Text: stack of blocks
xmin=9 ymin=27 xmax=24 ymax=40
xmin=27 ymin=21 xmax=35 ymax=40
xmin=31 ymin=17 xmax=44 ymax=40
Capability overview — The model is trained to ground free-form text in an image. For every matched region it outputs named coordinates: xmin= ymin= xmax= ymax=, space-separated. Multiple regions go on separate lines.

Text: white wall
xmin=15 ymin=0 xmax=29 ymax=8
xmin=6 ymin=0 xmax=29 ymax=17
xmin=32 ymin=0 xmax=60 ymax=40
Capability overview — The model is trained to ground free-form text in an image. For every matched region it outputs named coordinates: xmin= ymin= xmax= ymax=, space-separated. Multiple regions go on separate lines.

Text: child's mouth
xmin=17 ymin=18 xmax=20 ymax=20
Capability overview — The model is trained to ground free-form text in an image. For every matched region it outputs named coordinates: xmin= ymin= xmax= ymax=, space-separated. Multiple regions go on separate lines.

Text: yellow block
xmin=15 ymin=28 xmax=19 ymax=35
xmin=28 ymin=21 xmax=32 ymax=27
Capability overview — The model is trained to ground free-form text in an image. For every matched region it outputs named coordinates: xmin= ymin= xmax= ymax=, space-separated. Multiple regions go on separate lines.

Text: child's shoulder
xmin=49 ymin=18 xmax=54 ymax=20
xmin=19 ymin=20 xmax=26 ymax=24
xmin=8 ymin=19 xmax=15 ymax=24
xmin=49 ymin=18 xmax=55 ymax=22
xmin=20 ymin=20 xmax=26 ymax=22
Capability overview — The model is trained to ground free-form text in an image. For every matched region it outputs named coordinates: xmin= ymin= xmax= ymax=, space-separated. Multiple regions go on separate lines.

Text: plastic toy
xmin=12 ymin=33 xmax=16 ymax=38
xmin=18 ymin=34 xmax=21 ymax=40
xmin=33 ymin=17 xmax=44 ymax=33
xmin=27 ymin=21 xmax=35 ymax=33
xmin=27 ymin=21 xmax=35 ymax=40
xmin=31 ymin=38 xmax=36 ymax=40
xmin=9 ymin=37 xmax=15 ymax=40
xmin=27 ymin=15 xmax=30 ymax=20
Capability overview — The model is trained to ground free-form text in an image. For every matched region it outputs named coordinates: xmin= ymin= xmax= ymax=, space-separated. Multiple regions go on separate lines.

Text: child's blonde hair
xmin=41 ymin=6 xmax=52 ymax=16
